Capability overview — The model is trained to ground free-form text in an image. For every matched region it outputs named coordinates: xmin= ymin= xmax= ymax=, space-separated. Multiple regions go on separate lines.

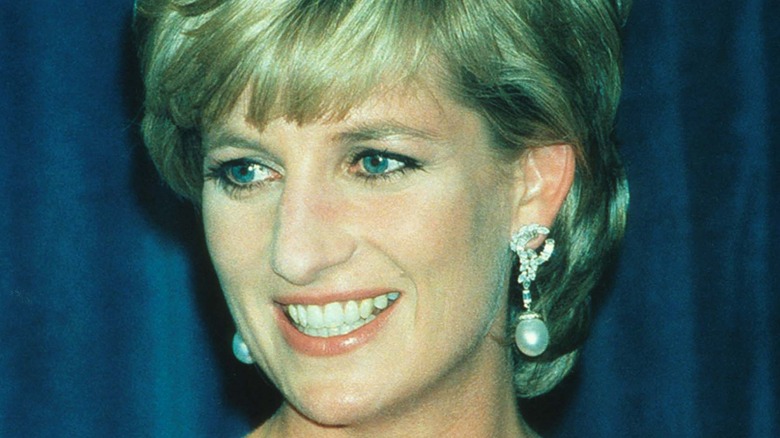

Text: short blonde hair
xmin=136 ymin=0 xmax=630 ymax=398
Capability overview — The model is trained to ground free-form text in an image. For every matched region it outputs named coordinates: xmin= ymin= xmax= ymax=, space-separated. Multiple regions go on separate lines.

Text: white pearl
xmin=515 ymin=316 xmax=549 ymax=357
xmin=232 ymin=332 xmax=254 ymax=364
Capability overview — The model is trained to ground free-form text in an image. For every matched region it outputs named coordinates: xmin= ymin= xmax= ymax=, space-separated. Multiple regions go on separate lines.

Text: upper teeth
xmin=286 ymin=292 xmax=399 ymax=338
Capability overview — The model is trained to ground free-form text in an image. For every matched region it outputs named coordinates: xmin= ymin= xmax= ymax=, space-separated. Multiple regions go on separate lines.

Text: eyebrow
xmin=203 ymin=119 xmax=442 ymax=153
xmin=335 ymin=121 xmax=440 ymax=144
xmin=203 ymin=131 xmax=260 ymax=152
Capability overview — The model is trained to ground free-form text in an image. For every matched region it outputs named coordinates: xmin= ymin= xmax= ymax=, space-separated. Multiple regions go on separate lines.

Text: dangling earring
xmin=232 ymin=331 xmax=254 ymax=365
xmin=510 ymin=224 xmax=555 ymax=357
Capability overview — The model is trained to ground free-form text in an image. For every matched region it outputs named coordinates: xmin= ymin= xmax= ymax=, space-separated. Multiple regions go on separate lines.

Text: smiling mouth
xmin=284 ymin=292 xmax=400 ymax=338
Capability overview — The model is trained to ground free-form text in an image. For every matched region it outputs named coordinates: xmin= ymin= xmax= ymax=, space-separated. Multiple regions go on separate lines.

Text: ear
xmin=511 ymin=144 xmax=575 ymax=246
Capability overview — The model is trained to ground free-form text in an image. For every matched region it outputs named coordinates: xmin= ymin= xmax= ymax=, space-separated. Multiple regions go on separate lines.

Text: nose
xmin=270 ymin=178 xmax=357 ymax=285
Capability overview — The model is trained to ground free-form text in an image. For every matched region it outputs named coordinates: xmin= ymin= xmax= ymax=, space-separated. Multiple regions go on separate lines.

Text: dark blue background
xmin=2 ymin=1 xmax=777 ymax=436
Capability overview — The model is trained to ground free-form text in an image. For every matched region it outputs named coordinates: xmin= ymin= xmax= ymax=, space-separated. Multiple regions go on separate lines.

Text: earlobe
xmin=511 ymin=144 xmax=575 ymax=238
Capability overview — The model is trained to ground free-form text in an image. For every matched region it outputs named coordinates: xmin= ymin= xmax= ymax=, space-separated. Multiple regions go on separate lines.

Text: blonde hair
xmin=136 ymin=0 xmax=630 ymax=398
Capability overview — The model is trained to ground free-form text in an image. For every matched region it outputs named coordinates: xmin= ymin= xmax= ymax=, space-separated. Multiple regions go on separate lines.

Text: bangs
xmin=161 ymin=0 xmax=446 ymax=131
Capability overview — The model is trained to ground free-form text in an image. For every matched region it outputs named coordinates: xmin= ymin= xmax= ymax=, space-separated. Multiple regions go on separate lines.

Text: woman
xmin=135 ymin=0 xmax=630 ymax=436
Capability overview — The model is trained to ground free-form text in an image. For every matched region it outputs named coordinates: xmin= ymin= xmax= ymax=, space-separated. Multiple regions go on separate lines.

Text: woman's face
xmin=202 ymin=82 xmax=524 ymax=426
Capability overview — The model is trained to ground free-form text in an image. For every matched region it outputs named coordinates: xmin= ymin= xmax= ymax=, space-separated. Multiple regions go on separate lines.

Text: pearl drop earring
xmin=232 ymin=332 xmax=254 ymax=364
xmin=510 ymin=224 xmax=554 ymax=357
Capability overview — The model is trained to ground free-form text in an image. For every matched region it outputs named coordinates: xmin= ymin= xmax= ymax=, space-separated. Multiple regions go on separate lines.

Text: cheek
xmin=361 ymin=173 xmax=513 ymax=328
xmin=201 ymin=191 xmax=272 ymax=293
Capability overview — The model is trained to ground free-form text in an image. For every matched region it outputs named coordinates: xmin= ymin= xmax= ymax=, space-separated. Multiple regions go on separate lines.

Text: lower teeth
xmin=299 ymin=314 xmax=377 ymax=338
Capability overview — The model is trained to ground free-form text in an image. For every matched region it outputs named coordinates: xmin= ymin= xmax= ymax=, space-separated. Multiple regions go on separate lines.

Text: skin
xmin=200 ymin=80 xmax=573 ymax=437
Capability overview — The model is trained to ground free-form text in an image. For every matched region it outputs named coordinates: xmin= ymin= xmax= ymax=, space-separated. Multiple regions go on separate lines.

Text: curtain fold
xmin=2 ymin=1 xmax=777 ymax=436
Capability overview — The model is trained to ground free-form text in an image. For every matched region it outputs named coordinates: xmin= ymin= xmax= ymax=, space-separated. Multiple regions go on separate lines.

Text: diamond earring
xmin=232 ymin=332 xmax=254 ymax=364
xmin=510 ymin=224 xmax=554 ymax=357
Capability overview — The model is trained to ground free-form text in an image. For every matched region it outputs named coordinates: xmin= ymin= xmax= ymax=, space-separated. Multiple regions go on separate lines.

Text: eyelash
xmin=204 ymin=158 xmax=276 ymax=198
xmin=204 ymin=149 xmax=422 ymax=198
xmin=348 ymin=149 xmax=422 ymax=182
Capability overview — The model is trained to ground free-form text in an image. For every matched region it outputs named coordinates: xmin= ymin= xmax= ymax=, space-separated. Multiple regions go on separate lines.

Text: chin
xmin=286 ymin=384 xmax=391 ymax=427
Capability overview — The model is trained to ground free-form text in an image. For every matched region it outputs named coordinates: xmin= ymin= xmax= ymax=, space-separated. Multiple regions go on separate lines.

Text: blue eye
xmin=361 ymin=155 xmax=390 ymax=174
xmin=228 ymin=162 xmax=258 ymax=184
xmin=206 ymin=159 xmax=278 ymax=192
xmin=357 ymin=153 xmax=408 ymax=176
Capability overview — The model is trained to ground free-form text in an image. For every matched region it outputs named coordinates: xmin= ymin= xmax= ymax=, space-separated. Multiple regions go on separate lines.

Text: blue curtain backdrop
xmin=1 ymin=1 xmax=777 ymax=436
